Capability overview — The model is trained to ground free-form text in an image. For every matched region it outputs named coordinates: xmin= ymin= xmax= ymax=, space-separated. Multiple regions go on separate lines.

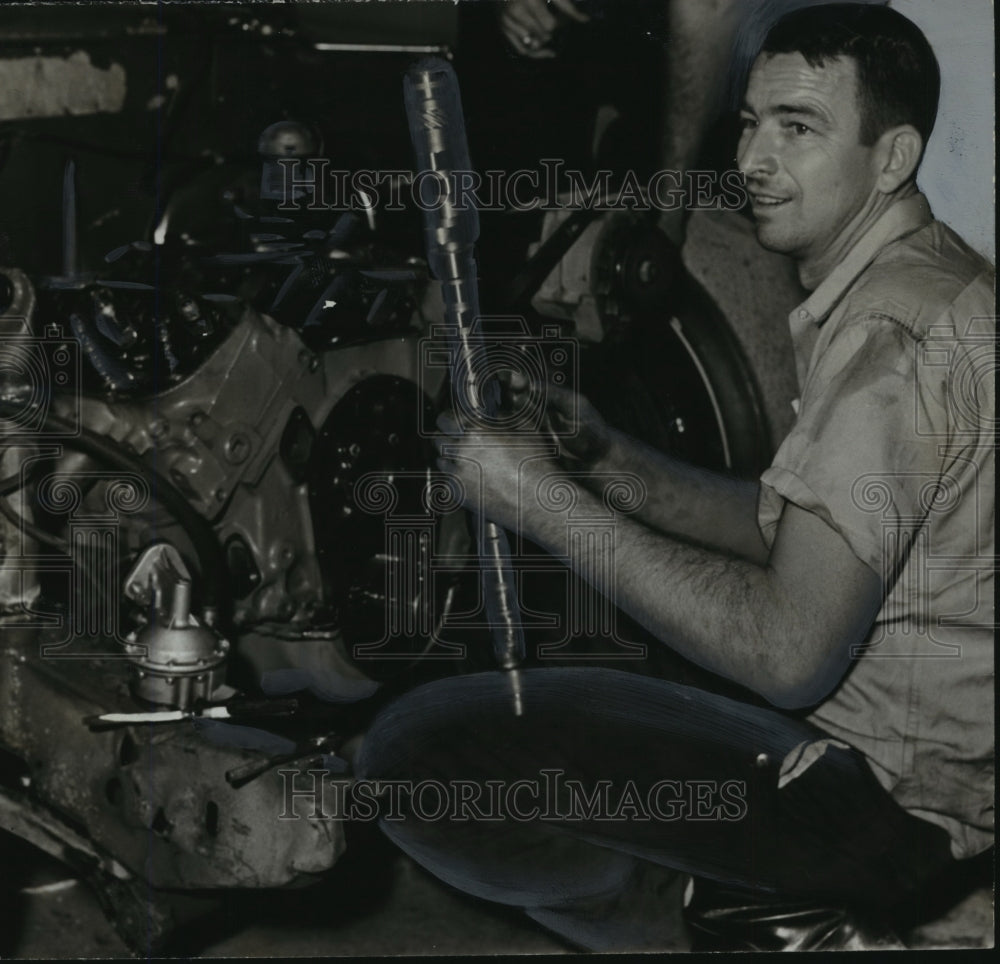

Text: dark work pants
xmin=356 ymin=668 xmax=956 ymax=950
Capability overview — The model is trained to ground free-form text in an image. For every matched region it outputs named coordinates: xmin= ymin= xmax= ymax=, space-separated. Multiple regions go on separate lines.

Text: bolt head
xmin=225 ymin=434 xmax=251 ymax=465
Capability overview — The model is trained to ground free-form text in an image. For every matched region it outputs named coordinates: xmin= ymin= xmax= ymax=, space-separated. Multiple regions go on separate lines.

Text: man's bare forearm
xmin=522 ymin=482 xmax=852 ymax=709
xmin=659 ymin=0 xmax=742 ymax=173
xmin=581 ymin=425 xmax=769 ymax=563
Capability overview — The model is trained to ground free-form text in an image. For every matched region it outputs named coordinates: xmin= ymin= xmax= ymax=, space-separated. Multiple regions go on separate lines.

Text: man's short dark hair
xmin=761 ymin=3 xmax=940 ymax=148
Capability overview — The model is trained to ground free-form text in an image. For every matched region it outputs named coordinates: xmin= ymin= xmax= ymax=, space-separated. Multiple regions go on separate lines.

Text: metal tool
xmin=84 ymin=697 xmax=300 ymax=730
xmin=404 ymin=58 xmax=525 ymax=714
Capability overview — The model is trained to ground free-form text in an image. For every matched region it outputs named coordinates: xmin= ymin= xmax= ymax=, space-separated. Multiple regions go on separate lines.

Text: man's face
xmin=737 ymin=52 xmax=882 ymax=268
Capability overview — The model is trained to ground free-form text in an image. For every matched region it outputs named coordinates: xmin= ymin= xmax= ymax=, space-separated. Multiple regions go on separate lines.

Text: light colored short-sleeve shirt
xmin=756 ymin=193 xmax=995 ymax=859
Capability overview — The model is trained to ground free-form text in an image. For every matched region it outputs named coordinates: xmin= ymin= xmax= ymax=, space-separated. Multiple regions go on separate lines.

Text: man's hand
xmin=499 ymin=0 xmax=589 ymax=59
xmin=501 ymin=371 xmax=612 ymax=467
xmin=434 ymin=411 xmax=559 ymax=532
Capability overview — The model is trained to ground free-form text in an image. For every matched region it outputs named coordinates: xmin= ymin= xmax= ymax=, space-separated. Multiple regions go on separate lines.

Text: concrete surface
xmin=2 ymin=827 xmax=992 ymax=957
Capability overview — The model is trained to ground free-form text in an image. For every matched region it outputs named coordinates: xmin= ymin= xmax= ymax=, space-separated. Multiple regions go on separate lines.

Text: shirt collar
xmin=792 ymin=193 xmax=933 ymax=328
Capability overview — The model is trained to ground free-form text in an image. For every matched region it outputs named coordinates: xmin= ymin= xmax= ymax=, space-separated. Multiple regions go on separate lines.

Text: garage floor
xmin=4 ymin=827 xmax=573 ymax=958
xmin=3 ymin=827 xmax=992 ymax=957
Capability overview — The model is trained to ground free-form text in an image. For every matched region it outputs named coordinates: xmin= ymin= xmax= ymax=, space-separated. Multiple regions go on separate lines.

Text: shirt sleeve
xmin=756 ymin=312 xmax=947 ymax=580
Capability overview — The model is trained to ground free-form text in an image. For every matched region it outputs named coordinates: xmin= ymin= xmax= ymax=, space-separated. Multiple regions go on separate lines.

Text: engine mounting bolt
xmin=225 ymin=434 xmax=251 ymax=464
xmin=149 ymin=420 xmax=169 ymax=439
xmin=190 ymin=412 xmax=206 ymax=427
xmin=342 ymin=505 xmax=352 ymax=517
xmin=348 ymin=443 xmax=361 ymax=457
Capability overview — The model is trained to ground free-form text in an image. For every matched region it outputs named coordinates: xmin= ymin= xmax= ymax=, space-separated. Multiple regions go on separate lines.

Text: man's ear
xmin=875 ymin=125 xmax=923 ymax=193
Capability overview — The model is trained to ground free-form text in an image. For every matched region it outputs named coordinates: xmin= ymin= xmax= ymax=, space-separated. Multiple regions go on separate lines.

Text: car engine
xmin=0 ymin=3 xmax=793 ymax=953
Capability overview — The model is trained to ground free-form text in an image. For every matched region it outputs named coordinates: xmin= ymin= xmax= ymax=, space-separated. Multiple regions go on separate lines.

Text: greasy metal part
xmin=506 ymin=208 xmax=602 ymax=322
xmin=257 ymin=120 xmax=319 ymax=158
xmin=0 ymin=785 xmax=131 ymax=882
xmin=0 ymin=787 xmax=204 ymax=955
xmin=0 ymin=623 xmax=345 ymax=890
xmin=528 ymin=209 xmax=677 ymax=342
xmin=314 ymin=43 xmax=450 ymax=53
xmin=404 ymin=58 xmax=525 ymax=699
xmin=62 ymin=158 xmax=77 ymax=279
xmin=0 ymin=267 xmax=38 ymax=331
xmin=258 ymin=120 xmax=320 ymax=202
xmin=86 ymin=697 xmax=299 ymax=729
xmin=52 ymin=306 xmax=444 ymax=627
xmin=527 ymin=209 xmax=681 ymax=339
xmin=122 ymin=544 xmax=228 ymax=708
xmin=45 ymin=157 xmax=96 ymax=290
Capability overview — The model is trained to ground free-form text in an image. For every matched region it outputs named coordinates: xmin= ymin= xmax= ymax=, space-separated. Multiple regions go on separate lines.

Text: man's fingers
xmin=497 ymin=368 xmax=531 ymax=410
xmin=549 ymin=0 xmax=590 ymax=23
xmin=502 ymin=24 xmax=550 ymax=58
xmin=546 ymin=405 xmax=575 ymax=433
xmin=504 ymin=369 xmax=531 ymax=392
xmin=501 ymin=1 xmax=556 ymax=55
xmin=436 ymin=411 xmax=462 ymax=436
xmin=519 ymin=0 xmax=558 ymax=34
xmin=503 ymin=5 xmax=551 ymax=42
xmin=543 ymin=380 xmax=580 ymax=418
xmin=498 ymin=376 xmax=581 ymax=428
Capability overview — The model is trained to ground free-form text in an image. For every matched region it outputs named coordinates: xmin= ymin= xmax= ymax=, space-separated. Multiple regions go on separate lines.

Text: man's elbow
xmin=758 ymin=650 xmax=851 ymax=711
